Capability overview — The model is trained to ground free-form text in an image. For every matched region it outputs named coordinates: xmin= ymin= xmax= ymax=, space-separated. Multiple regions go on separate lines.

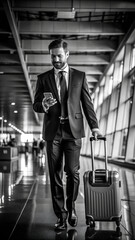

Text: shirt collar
xmin=54 ymin=64 xmax=69 ymax=75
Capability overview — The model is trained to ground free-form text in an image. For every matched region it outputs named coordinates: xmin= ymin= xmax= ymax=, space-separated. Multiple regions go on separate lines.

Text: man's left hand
xmin=92 ymin=129 xmax=102 ymax=140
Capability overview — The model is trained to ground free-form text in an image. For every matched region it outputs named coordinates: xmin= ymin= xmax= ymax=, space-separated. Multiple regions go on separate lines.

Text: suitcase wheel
xmin=116 ymin=218 xmax=121 ymax=227
xmin=114 ymin=215 xmax=122 ymax=227
xmin=86 ymin=216 xmax=95 ymax=228
xmin=116 ymin=220 xmax=120 ymax=227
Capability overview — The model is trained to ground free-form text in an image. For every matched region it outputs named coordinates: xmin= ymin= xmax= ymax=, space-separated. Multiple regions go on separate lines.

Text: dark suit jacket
xmin=33 ymin=67 xmax=99 ymax=141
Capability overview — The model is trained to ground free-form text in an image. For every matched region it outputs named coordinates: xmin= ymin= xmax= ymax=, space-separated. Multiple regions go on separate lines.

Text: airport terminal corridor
xmin=1 ymin=1 xmax=135 ymax=240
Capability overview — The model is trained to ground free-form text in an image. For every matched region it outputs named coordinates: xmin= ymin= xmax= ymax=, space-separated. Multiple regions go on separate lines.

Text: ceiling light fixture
xmin=57 ymin=9 xmax=75 ymax=19
xmin=14 ymin=110 xmax=18 ymax=113
xmin=57 ymin=0 xmax=75 ymax=19
xmin=11 ymin=102 xmax=15 ymax=106
xmin=8 ymin=123 xmax=24 ymax=134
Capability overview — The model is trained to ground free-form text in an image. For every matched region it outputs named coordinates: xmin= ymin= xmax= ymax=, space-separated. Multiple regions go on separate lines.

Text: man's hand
xmin=42 ymin=96 xmax=57 ymax=112
xmin=92 ymin=129 xmax=102 ymax=140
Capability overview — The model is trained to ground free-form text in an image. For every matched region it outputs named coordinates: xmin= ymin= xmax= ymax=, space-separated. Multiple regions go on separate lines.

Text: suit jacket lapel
xmin=68 ymin=67 xmax=74 ymax=97
xmin=49 ymin=68 xmax=59 ymax=102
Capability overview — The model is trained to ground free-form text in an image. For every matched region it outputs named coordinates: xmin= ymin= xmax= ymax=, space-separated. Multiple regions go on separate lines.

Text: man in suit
xmin=33 ymin=39 xmax=101 ymax=230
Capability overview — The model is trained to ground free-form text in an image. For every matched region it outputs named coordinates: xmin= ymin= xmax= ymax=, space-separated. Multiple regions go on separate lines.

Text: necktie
xmin=59 ymin=71 xmax=68 ymax=118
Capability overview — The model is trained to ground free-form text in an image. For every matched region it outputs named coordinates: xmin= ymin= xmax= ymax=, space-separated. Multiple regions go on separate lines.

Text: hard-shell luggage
xmin=83 ymin=136 xmax=122 ymax=227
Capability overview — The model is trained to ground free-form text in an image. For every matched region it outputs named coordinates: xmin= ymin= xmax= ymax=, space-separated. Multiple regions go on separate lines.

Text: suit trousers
xmin=45 ymin=122 xmax=82 ymax=219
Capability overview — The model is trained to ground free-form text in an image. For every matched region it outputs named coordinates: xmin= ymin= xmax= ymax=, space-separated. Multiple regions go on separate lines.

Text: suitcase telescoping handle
xmin=90 ymin=136 xmax=108 ymax=183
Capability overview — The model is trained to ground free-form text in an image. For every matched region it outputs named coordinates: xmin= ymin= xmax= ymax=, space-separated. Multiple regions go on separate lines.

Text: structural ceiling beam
xmin=26 ymin=54 xmax=109 ymax=65
xmin=19 ymin=21 xmax=124 ymax=36
xmin=29 ymin=66 xmax=104 ymax=75
xmin=22 ymin=40 xmax=117 ymax=52
xmin=12 ymin=0 xmax=135 ymax=12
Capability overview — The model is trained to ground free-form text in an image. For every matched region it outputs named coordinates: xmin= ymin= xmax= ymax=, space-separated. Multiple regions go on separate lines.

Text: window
xmin=130 ymin=74 xmax=135 ymax=97
xmin=93 ymin=92 xmax=98 ymax=111
xmin=99 ymin=117 xmax=107 ymax=135
xmin=116 ymin=103 xmax=125 ymax=131
xmin=101 ymin=97 xmax=110 ymax=117
xmin=130 ymin=46 xmax=135 ymax=70
xmin=119 ymin=129 xmax=128 ymax=157
xmin=110 ymin=87 xmax=120 ymax=111
xmin=107 ymin=133 xmax=114 ymax=157
xmin=94 ymin=87 xmax=99 ymax=109
xmin=104 ymin=76 xmax=113 ymax=99
xmin=98 ymin=86 xmax=104 ymax=106
xmin=118 ymin=61 xmax=123 ymax=84
xmin=122 ymin=100 xmax=132 ymax=129
xmin=96 ymin=107 xmax=101 ymax=122
xmin=100 ymin=77 xmax=105 ymax=87
xmin=107 ymin=110 xmax=117 ymax=134
xmin=113 ymin=62 xmax=120 ymax=88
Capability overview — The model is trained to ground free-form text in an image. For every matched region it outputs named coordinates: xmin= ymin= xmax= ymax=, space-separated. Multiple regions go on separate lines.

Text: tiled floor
xmin=0 ymin=152 xmax=135 ymax=240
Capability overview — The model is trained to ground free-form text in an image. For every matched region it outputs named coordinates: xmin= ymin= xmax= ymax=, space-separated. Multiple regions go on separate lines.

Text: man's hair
xmin=48 ymin=39 xmax=68 ymax=52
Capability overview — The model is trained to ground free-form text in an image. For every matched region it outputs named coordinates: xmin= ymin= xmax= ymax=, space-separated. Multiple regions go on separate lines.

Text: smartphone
xmin=43 ymin=92 xmax=53 ymax=99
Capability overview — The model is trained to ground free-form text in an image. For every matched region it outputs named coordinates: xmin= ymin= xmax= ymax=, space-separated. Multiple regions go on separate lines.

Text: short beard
xmin=53 ymin=62 xmax=65 ymax=69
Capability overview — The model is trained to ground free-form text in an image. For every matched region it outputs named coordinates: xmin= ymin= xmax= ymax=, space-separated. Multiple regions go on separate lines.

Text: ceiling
xmin=0 ymin=0 xmax=135 ymax=134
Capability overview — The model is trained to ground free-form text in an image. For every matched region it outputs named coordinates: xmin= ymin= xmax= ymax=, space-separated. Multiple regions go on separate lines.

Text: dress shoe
xmin=68 ymin=209 xmax=78 ymax=227
xmin=55 ymin=218 xmax=67 ymax=231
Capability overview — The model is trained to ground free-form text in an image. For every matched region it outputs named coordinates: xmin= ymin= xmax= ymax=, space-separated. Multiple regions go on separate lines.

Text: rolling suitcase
xmin=83 ymin=136 xmax=122 ymax=227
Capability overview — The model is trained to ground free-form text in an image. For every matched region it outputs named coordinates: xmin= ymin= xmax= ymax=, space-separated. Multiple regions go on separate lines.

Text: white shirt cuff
xmin=92 ymin=128 xmax=100 ymax=132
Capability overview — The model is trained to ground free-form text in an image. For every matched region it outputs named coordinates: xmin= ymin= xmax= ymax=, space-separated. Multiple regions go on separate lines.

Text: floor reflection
xmin=55 ymin=229 xmax=78 ymax=240
xmin=85 ymin=226 xmax=122 ymax=240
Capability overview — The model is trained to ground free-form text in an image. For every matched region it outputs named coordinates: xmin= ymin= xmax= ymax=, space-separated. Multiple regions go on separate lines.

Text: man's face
xmin=50 ymin=47 xmax=69 ymax=69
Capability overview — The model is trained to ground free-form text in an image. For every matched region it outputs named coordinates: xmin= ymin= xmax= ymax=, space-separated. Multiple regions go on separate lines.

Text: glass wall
xmin=81 ymin=43 xmax=135 ymax=162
